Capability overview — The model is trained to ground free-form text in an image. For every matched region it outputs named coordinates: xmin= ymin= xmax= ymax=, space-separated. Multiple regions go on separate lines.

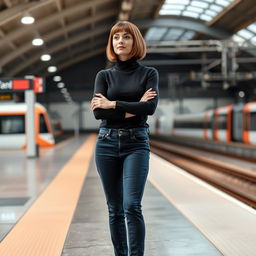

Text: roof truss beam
xmin=0 ymin=0 xmax=114 ymax=46
xmin=6 ymin=25 xmax=109 ymax=76
xmin=0 ymin=9 xmax=116 ymax=68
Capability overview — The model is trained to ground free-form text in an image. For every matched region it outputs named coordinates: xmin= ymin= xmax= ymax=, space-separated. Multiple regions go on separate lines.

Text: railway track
xmin=150 ymin=139 xmax=256 ymax=208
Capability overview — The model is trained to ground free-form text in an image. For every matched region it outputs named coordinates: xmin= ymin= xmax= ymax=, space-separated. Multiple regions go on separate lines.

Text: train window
xmin=216 ymin=114 xmax=227 ymax=129
xmin=244 ymin=113 xmax=250 ymax=130
xmin=174 ymin=119 xmax=204 ymax=129
xmin=237 ymin=111 xmax=243 ymax=130
xmin=250 ymin=112 xmax=256 ymax=131
xmin=39 ymin=114 xmax=49 ymax=133
xmin=0 ymin=115 xmax=25 ymax=134
xmin=205 ymin=119 xmax=211 ymax=129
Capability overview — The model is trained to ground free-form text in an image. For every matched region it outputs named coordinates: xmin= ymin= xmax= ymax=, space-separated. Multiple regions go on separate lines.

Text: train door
xmin=204 ymin=110 xmax=214 ymax=140
xmin=233 ymin=104 xmax=244 ymax=142
xmin=37 ymin=111 xmax=55 ymax=147
xmin=249 ymin=111 xmax=256 ymax=144
xmin=214 ymin=105 xmax=233 ymax=142
xmin=243 ymin=102 xmax=256 ymax=145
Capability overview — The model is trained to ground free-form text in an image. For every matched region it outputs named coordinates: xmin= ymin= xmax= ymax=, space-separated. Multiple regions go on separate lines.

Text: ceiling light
xmin=32 ymin=38 xmax=44 ymax=46
xmin=61 ymin=88 xmax=67 ymax=93
xmin=21 ymin=15 xmax=35 ymax=24
xmin=57 ymin=82 xmax=64 ymax=88
xmin=48 ymin=66 xmax=57 ymax=73
xmin=53 ymin=76 xmax=61 ymax=82
xmin=40 ymin=54 xmax=51 ymax=61
xmin=238 ymin=91 xmax=245 ymax=98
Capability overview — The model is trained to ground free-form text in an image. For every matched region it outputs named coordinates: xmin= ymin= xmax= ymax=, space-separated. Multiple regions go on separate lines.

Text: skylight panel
xmin=165 ymin=0 xmax=189 ymax=4
xmin=200 ymin=14 xmax=212 ymax=21
xmin=165 ymin=28 xmax=185 ymax=40
xmin=179 ymin=31 xmax=195 ymax=40
xmin=216 ymin=0 xmax=230 ymax=6
xmin=159 ymin=0 xmax=234 ymax=23
xmin=159 ymin=9 xmax=182 ymax=15
xmin=232 ymin=35 xmax=245 ymax=43
xmin=145 ymin=27 xmax=168 ymax=41
xmin=238 ymin=29 xmax=254 ymax=40
xmin=210 ymin=4 xmax=223 ymax=12
xmin=182 ymin=11 xmax=199 ymax=18
xmin=186 ymin=6 xmax=204 ymax=13
xmin=232 ymin=35 xmax=246 ymax=47
xmin=205 ymin=9 xmax=217 ymax=16
xmin=234 ymin=22 xmax=256 ymax=48
xmin=251 ymin=37 xmax=256 ymax=45
xmin=170 ymin=28 xmax=184 ymax=37
xmin=191 ymin=1 xmax=209 ymax=8
xmin=163 ymin=4 xmax=186 ymax=10
xmin=248 ymin=24 xmax=256 ymax=33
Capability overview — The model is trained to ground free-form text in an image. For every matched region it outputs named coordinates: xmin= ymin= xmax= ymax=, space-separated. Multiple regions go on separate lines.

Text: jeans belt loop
xmin=129 ymin=128 xmax=135 ymax=139
xmin=107 ymin=128 xmax=112 ymax=137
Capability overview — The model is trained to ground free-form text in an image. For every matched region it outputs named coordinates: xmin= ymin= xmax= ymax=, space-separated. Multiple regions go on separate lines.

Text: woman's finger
xmin=147 ymin=93 xmax=156 ymax=96
xmin=145 ymin=91 xmax=156 ymax=96
xmin=95 ymin=93 xmax=105 ymax=98
xmin=144 ymin=89 xmax=152 ymax=94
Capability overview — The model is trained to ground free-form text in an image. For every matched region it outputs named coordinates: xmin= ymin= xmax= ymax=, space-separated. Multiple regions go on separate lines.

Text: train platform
xmin=0 ymin=135 xmax=255 ymax=256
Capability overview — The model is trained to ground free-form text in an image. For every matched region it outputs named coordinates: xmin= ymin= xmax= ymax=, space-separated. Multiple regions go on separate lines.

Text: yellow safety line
xmin=0 ymin=134 xmax=97 ymax=256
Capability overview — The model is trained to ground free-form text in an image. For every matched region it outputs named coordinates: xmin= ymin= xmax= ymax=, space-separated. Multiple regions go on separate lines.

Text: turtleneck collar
xmin=114 ymin=56 xmax=140 ymax=72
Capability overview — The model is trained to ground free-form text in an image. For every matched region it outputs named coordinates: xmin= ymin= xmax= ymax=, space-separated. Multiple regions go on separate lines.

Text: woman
xmin=91 ymin=21 xmax=159 ymax=256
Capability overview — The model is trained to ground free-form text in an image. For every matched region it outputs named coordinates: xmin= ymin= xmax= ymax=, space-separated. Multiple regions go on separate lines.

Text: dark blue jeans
xmin=95 ymin=127 xmax=150 ymax=256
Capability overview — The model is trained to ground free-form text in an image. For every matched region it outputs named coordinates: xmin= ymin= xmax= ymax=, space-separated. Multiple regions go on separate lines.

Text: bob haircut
xmin=106 ymin=21 xmax=147 ymax=62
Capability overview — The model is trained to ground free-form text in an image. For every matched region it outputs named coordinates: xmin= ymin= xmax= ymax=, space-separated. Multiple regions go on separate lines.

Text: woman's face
xmin=112 ymin=31 xmax=133 ymax=61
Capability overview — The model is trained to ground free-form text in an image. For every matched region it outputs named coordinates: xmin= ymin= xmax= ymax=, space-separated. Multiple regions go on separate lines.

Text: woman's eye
xmin=113 ymin=36 xmax=119 ymax=40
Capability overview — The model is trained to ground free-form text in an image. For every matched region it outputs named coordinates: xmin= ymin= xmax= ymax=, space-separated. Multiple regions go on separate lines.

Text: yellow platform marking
xmin=0 ymin=134 xmax=96 ymax=256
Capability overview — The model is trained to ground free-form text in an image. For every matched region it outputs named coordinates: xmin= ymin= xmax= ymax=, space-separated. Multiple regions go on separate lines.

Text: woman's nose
xmin=118 ymin=37 xmax=124 ymax=43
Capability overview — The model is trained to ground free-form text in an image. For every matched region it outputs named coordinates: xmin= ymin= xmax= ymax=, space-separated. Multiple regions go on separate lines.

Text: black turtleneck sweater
xmin=92 ymin=57 xmax=159 ymax=128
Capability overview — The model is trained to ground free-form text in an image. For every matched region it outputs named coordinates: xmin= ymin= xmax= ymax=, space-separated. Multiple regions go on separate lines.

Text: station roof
xmin=0 ymin=0 xmax=255 ymax=78
xmin=0 ymin=0 xmax=256 ymax=102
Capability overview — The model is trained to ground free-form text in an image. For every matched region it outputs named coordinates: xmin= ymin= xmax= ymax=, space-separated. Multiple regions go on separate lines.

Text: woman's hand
xmin=125 ymin=88 xmax=157 ymax=118
xmin=140 ymin=88 xmax=157 ymax=102
xmin=91 ymin=93 xmax=115 ymax=110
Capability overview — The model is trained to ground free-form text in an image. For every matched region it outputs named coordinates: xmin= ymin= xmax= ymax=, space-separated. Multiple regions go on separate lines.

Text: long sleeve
xmin=115 ymin=68 xmax=159 ymax=115
xmin=92 ymin=71 xmax=126 ymax=120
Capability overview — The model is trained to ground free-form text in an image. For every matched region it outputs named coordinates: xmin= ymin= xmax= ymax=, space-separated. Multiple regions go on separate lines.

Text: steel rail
xmin=150 ymin=139 xmax=256 ymax=209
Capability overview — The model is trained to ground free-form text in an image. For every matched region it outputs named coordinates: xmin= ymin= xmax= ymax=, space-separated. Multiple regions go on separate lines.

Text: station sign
xmin=0 ymin=77 xmax=45 ymax=93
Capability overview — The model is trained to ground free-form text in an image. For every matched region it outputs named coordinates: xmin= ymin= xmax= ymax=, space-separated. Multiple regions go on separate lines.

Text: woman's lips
xmin=117 ymin=46 xmax=125 ymax=49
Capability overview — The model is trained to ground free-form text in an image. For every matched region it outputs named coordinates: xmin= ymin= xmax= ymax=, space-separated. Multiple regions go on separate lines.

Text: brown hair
xmin=106 ymin=21 xmax=146 ymax=62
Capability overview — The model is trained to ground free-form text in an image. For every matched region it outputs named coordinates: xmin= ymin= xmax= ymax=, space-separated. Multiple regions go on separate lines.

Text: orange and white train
xmin=0 ymin=103 xmax=55 ymax=149
xmin=172 ymin=102 xmax=256 ymax=145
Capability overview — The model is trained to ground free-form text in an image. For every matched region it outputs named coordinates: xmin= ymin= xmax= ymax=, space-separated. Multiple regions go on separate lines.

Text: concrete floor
xmin=62 ymin=155 xmax=222 ymax=256
xmin=0 ymin=135 xmax=222 ymax=255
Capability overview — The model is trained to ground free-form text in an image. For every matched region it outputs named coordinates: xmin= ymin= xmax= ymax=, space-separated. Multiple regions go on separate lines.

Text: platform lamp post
xmin=25 ymin=89 xmax=37 ymax=157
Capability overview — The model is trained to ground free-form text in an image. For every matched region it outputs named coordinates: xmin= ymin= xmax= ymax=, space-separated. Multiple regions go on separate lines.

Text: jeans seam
xmin=118 ymin=133 xmax=120 ymax=157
